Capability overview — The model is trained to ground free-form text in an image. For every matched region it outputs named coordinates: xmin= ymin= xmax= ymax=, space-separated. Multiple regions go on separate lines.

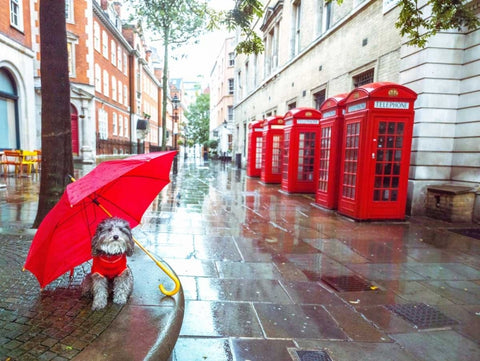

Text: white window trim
xmin=94 ymin=22 xmax=100 ymax=51
xmin=65 ymin=0 xmax=74 ymax=23
xmin=95 ymin=64 xmax=101 ymax=92
xmin=103 ymin=69 xmax=109 ymax=96
xmin=102 ymin=30 xmax=109 ymax=59
xmin=10 ymin=0 xmax=24 ymax=32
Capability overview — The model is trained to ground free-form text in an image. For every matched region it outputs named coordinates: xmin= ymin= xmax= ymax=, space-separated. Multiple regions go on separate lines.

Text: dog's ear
xmin=118 ymin=219 xmax=134 ymax=256
xmin=91 ymin=222 xmax=103 ymax=256
xmin=126 ymin=225 xmax=134 ymax=256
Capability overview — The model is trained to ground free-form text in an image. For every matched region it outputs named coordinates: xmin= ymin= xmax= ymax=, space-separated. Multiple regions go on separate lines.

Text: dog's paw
xmin=91 ymin=298 xmax=108 ymax=310
xmin=113 ymin=293 xmax=128 ymax=305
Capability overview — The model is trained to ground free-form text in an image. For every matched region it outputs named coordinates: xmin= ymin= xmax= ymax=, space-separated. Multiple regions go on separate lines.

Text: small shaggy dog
xmin=82 ymin=217 xmax=134 ymax=310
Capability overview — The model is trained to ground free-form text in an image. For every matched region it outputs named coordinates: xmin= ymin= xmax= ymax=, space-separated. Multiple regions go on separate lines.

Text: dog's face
xmin=92 ymin=217 xmax=134 ymax=257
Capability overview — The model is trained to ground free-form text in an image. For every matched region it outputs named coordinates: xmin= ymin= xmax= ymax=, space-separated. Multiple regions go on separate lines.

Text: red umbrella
xmin=24 ymin=151 xmax=179 ymax=294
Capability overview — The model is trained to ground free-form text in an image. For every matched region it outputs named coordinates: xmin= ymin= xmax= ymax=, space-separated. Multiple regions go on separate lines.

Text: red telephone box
xmin=281 ymin=108 xmax=322 ymax=193
xmin=261 ymin=115 xmax=284 ymax=184
xmin=337 ymin=82 xmax=417 ymax=220
xmin=315 ymin=94 xmax=348 ymax=209
xmin=247 ymin=120 xmax=264 ymax=177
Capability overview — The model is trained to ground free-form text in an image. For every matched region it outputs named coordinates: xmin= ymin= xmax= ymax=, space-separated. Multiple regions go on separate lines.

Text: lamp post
xmin=172 ymin=95 xmax=180 ymax=150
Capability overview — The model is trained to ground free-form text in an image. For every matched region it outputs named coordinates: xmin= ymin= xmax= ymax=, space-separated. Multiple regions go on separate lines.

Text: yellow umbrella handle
xmin=132 ymin=236 xmax=181 ymax=296
xmin=68 ymin=175 xmax=181 ymax=297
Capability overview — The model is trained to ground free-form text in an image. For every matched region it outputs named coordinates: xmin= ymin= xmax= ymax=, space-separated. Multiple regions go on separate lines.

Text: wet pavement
xmin=1 ymin=158 xmax=480 ymax=360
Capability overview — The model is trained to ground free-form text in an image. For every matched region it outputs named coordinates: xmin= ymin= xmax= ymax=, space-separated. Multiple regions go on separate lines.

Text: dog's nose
xmin=113 ymin=235 xmax=119 ymax=240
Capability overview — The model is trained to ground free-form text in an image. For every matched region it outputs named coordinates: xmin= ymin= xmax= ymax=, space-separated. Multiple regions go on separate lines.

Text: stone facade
xmin=232 ymin=0 xmax=480 ymax=219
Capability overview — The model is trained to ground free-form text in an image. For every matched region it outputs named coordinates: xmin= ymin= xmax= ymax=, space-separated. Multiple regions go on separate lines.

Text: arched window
xmin=0 ymin=68 xmax=19 ymax=149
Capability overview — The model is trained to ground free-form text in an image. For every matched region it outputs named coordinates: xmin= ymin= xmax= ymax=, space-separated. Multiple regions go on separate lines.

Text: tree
xmin=183 ymin=93 xmax=210 ymax=147
xmin=33 ymin=0 xmax=73 ymax=228
xmin=128 ymin=0 xmax=209 ymax=150
xmin=395 ymin=0 xmax=480 ymax=47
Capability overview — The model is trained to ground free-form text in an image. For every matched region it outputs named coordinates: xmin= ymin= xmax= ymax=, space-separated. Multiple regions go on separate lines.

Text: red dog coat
xmin=92 ymin=254 xmax=127 ymax=279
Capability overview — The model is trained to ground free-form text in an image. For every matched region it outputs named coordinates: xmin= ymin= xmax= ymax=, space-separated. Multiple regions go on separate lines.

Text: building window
xmin=123 ymin=52 xmax=128 ymax=74
xmin=103 ymin=70 xmax=109 ymax=96
xmin=324 ymin=0 xmax=333 ymax=32
xmin=95 ymin=64 xmax=101 ymax=92
xmin=228 ymin=106 xmax=233 ymax=121
xmin=67 ymin=33 xmax=78 ymax=78
xmin=102 ymin=31 xmax=109 ymax=59
xmin=94 ymin=22 xmax=100 ymax=51
xmin=228 ymin=78 xmax=234 ymax=95
xmin=112 ymin=112 xmax=117 ymax=135
xmin=316 ymin=0 xmax=324 ymax=36
xmin=123 ymin=84 xmax=128 ymax=105
xmin=313 ymin=89 xmax=326 ymax=109
xmin=10 ymin=0 xmax=23 ymax=31
xmin=288 ymin=101 xmax=297 ymax=110
xmin=124 ymin=114 xmax=129 ymax=137
xmin=118 ymin=80 xmax=122 ymax=104
xmin=353 ymin=69 xmax=374 ymax=88
xmin=98 ymin=109 xmax=108 ymax=140
xmin=111 ymin=76 xmax=117 ymax=101
xmin=111 ymin=40 xmax=116 ymax=65
xmin=228 ymin=52 xmax=235 ymax=67
xmin=118 ymin=114 xmax=123 ymax=136
xmin=117 ymin=47 xmax=122 ymax=69
xmin=65 ymin=0 xmax=74 ymax=23
xmin=291 ymin=0 xmax=302 ymax=57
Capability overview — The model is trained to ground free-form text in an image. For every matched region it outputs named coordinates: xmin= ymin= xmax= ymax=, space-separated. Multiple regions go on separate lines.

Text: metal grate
xmin=321 ymin=275 xmax=375 ymax=292
xmin=449 ymin=228 xmax=480 ymax=240
xmin=289 ymin=349 xmax=333 ymax=361
xmin=386 ymin=303 xmax=458 ymax=329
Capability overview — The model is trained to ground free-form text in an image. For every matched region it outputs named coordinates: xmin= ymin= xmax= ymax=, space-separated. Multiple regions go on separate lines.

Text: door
xmin=70 ymin=104 xmax=79 ymax=155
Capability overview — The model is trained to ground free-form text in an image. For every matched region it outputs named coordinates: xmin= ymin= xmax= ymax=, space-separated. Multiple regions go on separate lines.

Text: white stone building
xmin=232 ymin=0 xmax=480 ymax=218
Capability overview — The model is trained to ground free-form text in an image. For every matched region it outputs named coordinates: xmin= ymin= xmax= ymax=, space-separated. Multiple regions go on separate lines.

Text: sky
xmin=167 ymin=0 xmax=236 ymax=83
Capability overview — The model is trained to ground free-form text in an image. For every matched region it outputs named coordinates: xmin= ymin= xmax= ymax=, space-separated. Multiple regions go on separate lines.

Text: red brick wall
xmin=0 ymin=0 xmax=32 ymax=48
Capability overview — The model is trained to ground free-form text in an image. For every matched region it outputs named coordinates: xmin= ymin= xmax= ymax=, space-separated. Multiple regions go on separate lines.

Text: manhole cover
xmin=321 ymin=275 xmax=375 ymax=292
xmin=386 ymin=303 xmax=458 ymax=329
xmin=449 ymin=228 xmax=480 ymax=240
xmin=289 ymin=349 xmax=333 ymax=361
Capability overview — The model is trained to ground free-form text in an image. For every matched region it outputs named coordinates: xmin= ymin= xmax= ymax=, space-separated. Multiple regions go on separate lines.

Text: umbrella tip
xmin=22 ymin=267 xmax=25 ymax=272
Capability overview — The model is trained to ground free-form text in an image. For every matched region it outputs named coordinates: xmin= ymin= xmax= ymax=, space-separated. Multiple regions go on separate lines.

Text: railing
xmin=96 ymin=134 xmax=136 ymax=155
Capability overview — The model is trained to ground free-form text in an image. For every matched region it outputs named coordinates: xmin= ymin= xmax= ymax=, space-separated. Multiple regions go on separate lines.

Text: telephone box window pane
xmin=379 ymin=122 xmax=386 ymax=134
xmin=393 ymin=163 xmax=401 ymax=175
xmin=388 ymin=123 xmax=396 ymax=134
xmin=255 ymin=137 xmax=263 ymax=169
xmin=395 ymin=137 xmax=403 ymax=148
xmin=272 ymin=135 xmax=282 ymax=174
xmin=395 ymin=150 xmax=402 ymax=161
xmin=397 ymin=123 xmax=404 ymax=134
xmin=298 ymin=132 xmax=316 ymax=181
xmin=342 ymin=122 xmax=360 ymax=199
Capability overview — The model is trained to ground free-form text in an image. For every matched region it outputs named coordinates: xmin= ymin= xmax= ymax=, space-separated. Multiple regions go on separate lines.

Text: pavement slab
xmin=1 ymin=159 xmax=480 ymax=360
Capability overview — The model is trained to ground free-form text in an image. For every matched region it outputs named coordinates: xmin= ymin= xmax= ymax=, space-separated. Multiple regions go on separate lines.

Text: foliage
xmin=395 ymin=0 xmax=480 ymax=47
xmin=207 ymin=139 xmax=218 ymax=150
xmin=183 ymin=93 xmax=210 ymax=147
xmin=210 ymin=0 xmax=265 ymax=54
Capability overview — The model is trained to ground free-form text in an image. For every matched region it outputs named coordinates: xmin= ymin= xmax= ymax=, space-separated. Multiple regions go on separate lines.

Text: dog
xmin=82 ymin=217 xmax=134 ymax=310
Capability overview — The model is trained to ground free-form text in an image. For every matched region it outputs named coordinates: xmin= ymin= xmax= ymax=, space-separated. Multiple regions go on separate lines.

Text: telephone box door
xmin=261 ymin=115 xmax=284 ymax=184
xmin=316 ymin=94 xmax=347 ymax=209
xmin=247 ymin=120 xmax=264 ymax=177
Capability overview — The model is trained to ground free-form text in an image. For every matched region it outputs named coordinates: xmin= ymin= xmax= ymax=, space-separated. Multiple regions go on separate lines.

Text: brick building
xmin=0 ymin=0 xmax=36 ymax=151
xmin=232 ymin=0 xmax=480 ymax=218
xmin=0 ymin=0 xmax=166 ymax=162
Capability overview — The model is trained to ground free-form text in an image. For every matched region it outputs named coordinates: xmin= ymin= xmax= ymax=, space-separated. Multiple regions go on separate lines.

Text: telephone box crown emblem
xmin=388 ymin=88 xmax=399 ymax=96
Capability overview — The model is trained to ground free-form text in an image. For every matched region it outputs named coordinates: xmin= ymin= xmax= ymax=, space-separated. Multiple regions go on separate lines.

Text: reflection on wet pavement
xmin=1 ymin=158 xmax=480 ymax=360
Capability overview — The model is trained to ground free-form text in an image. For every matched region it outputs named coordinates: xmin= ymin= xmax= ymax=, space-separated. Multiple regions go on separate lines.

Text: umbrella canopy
xmin=24 ymin=151 xmax=177 ymax=288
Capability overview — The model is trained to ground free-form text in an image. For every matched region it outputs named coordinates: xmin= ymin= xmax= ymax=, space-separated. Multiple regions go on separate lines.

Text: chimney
xmin=101 ymin=0 xmax=108 ymax=10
